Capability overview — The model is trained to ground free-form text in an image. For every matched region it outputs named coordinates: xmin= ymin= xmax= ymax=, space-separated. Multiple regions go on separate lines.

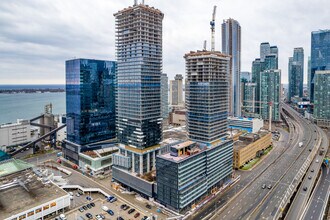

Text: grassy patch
xmin=241 ymin=158 xmax=260 ymax=170
xmin=264 ymin=146 xmax=273 ymax=155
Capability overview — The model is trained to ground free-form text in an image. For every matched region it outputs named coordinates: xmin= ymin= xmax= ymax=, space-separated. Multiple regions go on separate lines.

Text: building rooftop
xmin=0 ymin=159 xmax=34 ymax=177
xmin=184 ymin=50 xmax=229 ymax=59
xmin=234 ymin=130 xmax=270 ymax=151
xmin=158 ymin=141 xmax=208 ymax=163
xmin=0 ymin=165 xmax=68 ymax=220
xmin=81 ymin=147 xmax=119 ymax=159
xmin=228 ymin=116 xmax=263 ymax=122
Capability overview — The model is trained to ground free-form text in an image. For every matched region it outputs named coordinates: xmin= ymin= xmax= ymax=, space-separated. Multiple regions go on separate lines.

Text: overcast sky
xmin=0 ymin=0 xmax=329 ymax=84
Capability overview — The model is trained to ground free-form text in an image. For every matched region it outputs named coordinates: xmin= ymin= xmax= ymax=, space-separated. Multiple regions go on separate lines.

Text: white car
xmin=316 ymin=159 xmax=319 ymax=163
xmin=102 ymin=206 xmax=109 ymax=212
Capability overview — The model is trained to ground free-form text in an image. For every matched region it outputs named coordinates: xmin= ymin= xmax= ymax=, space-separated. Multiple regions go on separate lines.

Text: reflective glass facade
xmin=222 ymin=19 xmax=241 ymax=116
xmin=66 ymin=59 xmax=117 ymax=145
xmin=260 ymin=70 xmax=281 ymax=121
xmin=314 ymin=70 xmax=330 ymax=120
xmin=161 ymin=74 xmax=169 ymax=119
xmin=114 ymin=4 xmax=163 ymax=149
xmin=310 ymin=30 xmax=330 ymax=102
xmin=288 ymin=48 xmax=304 ymax=101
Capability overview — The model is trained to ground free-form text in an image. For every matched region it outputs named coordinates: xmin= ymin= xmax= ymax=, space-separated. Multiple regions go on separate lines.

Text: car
xmin=82 ymin=206 xmax=88 ymax=210
xmin=102 ymin=205 xmax=109 ymax=212
xmin=316 ymin=159 xmax=319 ymax=163
xmin=90 ymin=202 xmax=95 ymax=207
xmin=146 ymin=204 xmax=152 ymax=209
xmin=262 ymin=184 xmax=266 ymax=189
xmin=107 ymin=196 xmax=114 ymax=202
xmin=134 ymin=213 xmax=140 ymax=218
xmin=79 ymin=207 xmax=84 ymax=212
xmin=141 ymin=216 xmax=148 ymax=220
xmin=309 ymin=149 xmax=312 ymax=152
xmin=78 ymin=191 xmax=84 ymax=195
xmin=128 ymin=208 xmax=135 ymax=214
xmin=311 ymin=169 xmax=314 ymax=172
xmin=85 ymin=213 xmax=93 ymax=219
xmin=117 ymin=217 xmax=124 ymax=220
xmin=303 ymin=187 xmax=308 ymax=191
xmin=308 ymin=176 xmax=312 ymax=180
xmin=267 ymin=184 xmax=272 ymax=189
xmin=86 ymin=204 xmax=92 ymax=209
xmin=110 ymin=197 xmax=117 ymax=203
xmin=107 ymin=209 xmax=114 ymax=216
xmin=59 ymin=214 xmax=67 ymax=220
xmin=96 ymin=214 xmax=105 ymax=220
xmin=99 ymin=214 xmax=105 ymax=219
xmin=120 ymin=204 xmax=126 ymax=209
xmin=69 ymin=192 xmax=74 ymax=196
xmin=76 ymin=193 xmax=81 ymax=197
xmin=123 ymin=205 xmax=130 ymax=210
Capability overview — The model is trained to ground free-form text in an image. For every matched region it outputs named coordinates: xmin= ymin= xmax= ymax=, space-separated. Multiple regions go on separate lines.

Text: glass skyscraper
xmin=222 ymin=18 xmax=241 ymax=116
xmin=66 ymin=59 xmax=117 ymax=145
xmin=161 ymin=73 xmax=169 ymax=119
xmin=114 ymin=3 xmax=164 ymax=149
xmin=314 ymin=70 xmax=330 ymax=120
xmin=310 ymin=30 xmax=330 ymax=102
xmin=260 ymin=70 xmax=281 ymax=121
xmin=288 ymin=48 xmax=304 ymax=102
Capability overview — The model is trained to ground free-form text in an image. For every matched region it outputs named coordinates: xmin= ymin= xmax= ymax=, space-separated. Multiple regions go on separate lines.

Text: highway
xmin=285 ymin=127 xmax=329 ymax=220
xmin=208 ymin=103 xmax=321 ymax=220
xmin=302 ymin=166 xmax=330 ymax=220
xmin=191 ymin=116 xmax=291 ymax=220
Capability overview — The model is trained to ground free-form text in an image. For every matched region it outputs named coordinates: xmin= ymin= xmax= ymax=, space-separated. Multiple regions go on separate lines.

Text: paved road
xmin=302 ymin=166 xmax=330 ymax=220
xmin=248 ymin=104 xmax=321 ymax=219
xmin=208 ymin=104 xmax=320 ymax=220
xmin=285 ymin=127 xmax=329 ymax=220
xmin=191 ymin=111 xmax=294 ymax=220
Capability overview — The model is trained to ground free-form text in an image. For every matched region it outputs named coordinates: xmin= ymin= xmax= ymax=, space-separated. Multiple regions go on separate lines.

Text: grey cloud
xmin=0 ymin=0 xmax=329 ymax=84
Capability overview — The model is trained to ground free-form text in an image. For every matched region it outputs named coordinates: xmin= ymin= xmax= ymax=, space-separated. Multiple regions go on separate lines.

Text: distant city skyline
xmin=0 ymin=0 xmax=329 ymax=84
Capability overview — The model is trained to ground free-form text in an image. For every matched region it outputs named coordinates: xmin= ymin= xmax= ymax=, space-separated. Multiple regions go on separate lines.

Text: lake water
xmin=0 ymin=90 xmax=65 ymax=124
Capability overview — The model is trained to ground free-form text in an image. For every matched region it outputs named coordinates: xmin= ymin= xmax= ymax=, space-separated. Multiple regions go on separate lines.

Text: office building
xmin=307 ymin=56 xmax=311 ymax=98
xmin=65 ymin=59 xmax=117 ymax=146
xmin=156 ymin=140 xmax=233 ymax=212
xmin=169 ymin=109 xmax=186 ymax=126
xmin=228 ymin=116 xmax=264 ymax=133
xmin=161 ymin=74 xmax=169 ymax=119
xmin=222 ymin=18 xmax=241 ymax=116
xmin=260 ymin=70 xmax=281 ymax=121
xmin=310 ymin=30 xmax=330 ymax=102
xmin=313 ymin=70 xmax=330 ymax=126
xmin=185 ymin=50 xmax=230 ymax=143
xmin=0 ymin=119 xmax=31 ymax=150
xmin=260 ymin=42 xmax=270 ymax=62
xmin=288 ymin=48 xmax=304 ymax=102
xmin=170 ymin=74 xmax=184 ymax=106
xmin=233 ymin=131 xmax=271 ymax=169
xmin=115 ymin=1 xmax=163 ymax=149
xmin=0 ymin=159 xmax=70 ymax=220
xmin=240 ymin=71 xmax=252 ymax=82
xmin=251 ymin=58 xmax=262 ymax=114
xmin=242 ymin=82 xmax=256 ymax=115
xmin=156 ymin=48 xmax=233 ymax=212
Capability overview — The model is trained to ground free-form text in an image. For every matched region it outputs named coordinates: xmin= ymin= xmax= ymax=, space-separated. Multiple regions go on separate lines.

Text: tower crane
xmin=210 ymin=6 xmax=217 ymax=51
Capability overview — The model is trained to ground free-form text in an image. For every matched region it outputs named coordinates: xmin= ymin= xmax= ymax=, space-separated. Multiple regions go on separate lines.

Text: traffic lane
xmin=218 ymin=115 xmax=308 ymax=219
xmin=304 ymin=166 xmax=330 ymax=220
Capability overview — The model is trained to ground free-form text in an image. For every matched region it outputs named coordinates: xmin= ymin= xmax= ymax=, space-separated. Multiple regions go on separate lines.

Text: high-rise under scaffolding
xmin=185 ymin=51 xmax=230 ymax=143
xmin=114 ymin=2 xmax=164 ymax=149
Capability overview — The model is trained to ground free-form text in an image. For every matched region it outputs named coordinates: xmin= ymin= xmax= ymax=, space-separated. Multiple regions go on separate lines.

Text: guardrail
xmin=273 ymin=120 xmax=322 ymax=219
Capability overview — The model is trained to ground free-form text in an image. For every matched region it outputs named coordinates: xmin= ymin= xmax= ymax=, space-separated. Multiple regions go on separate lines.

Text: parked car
xmin=76 ymin=193 xmax=80 ymax=197
xmin=303 ymin=187 xmax=308 ymax=191
xmin=146 ymin=204 xmax=152 ymax=209
xmin=102 ymin=206 xmax=109 ymax=212
xmin=120 ymin=204 xmax=126 ymax=209
xmin=134 ymin=213 xmax=140 ymax=218
xmin=262 ymin=184 xmax=266 ymax=189
xmin=82 ymin=206 xmax=88 ymax=210
xmin=117 ymin=217 xmax=124 ymax=220
xmin=267 ymin=184 xmax=272 ymax=189
xmin=107 ymin=209 xmax=114 ymax=216
xmin=85 ymin=213 xmax=93 ymax=219
xmin=90 ymin=202 xmax=95 ymax=207
xmin=128 ymin=208 xmax=135 ymax=214
xmin=308 ymin=176 xmax=312 ymax=180
xmin=86 ymin=204 xmax=92 ymax=209
xmin=79 ymin=207 xmax=84 ymax=212
xmin=123 ymin=205 xmax=129 ymax=210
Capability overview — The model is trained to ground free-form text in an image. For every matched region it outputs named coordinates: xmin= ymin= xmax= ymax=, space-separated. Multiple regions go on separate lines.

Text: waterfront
xmin=0 ymin=92 xmax=65 ymax=124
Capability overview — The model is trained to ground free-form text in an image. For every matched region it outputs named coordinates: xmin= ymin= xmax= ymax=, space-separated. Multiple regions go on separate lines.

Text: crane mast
xmin=210 ymin=6 xmax=217 ymax=51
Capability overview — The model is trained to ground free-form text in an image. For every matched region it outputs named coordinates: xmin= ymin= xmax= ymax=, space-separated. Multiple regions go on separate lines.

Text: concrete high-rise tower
xmin=161 ymin=73 xmax=169 ymax=119
xmin=222 ymin=18 xmax=241 ymax=116
xmin=114 ymin=1 xmax=164 ymax=149
xmin=169 ymin=74 xmax=184 ymax=106
xmin=185 ymin=50 xmax=230 ymax=143
xmin=288 ymin=47 xmax=304 ymax=102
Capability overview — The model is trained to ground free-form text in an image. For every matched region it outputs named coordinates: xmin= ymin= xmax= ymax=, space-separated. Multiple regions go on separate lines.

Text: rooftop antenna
xmin=203 ymin=40 xmax=207 ymax=51
xmin=210 ymin=5 xmax=217 ymax=51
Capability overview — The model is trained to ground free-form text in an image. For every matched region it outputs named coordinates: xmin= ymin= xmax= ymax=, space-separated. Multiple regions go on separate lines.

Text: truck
xmin=299 ymin=142 xmax=303 ymax=147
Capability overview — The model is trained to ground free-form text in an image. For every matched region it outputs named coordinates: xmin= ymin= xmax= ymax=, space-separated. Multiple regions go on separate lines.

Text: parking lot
xmin=61 ymin=190 xmax=149 ymax=220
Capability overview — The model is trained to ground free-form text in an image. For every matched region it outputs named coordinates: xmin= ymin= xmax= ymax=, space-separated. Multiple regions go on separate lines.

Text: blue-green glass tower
xmin=66 ymin=59 xmax=117 ymax=145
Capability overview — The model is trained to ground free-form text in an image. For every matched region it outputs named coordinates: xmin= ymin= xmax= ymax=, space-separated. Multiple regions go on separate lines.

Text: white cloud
xmin=0 ymin=0 xmax=329 ymax=84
